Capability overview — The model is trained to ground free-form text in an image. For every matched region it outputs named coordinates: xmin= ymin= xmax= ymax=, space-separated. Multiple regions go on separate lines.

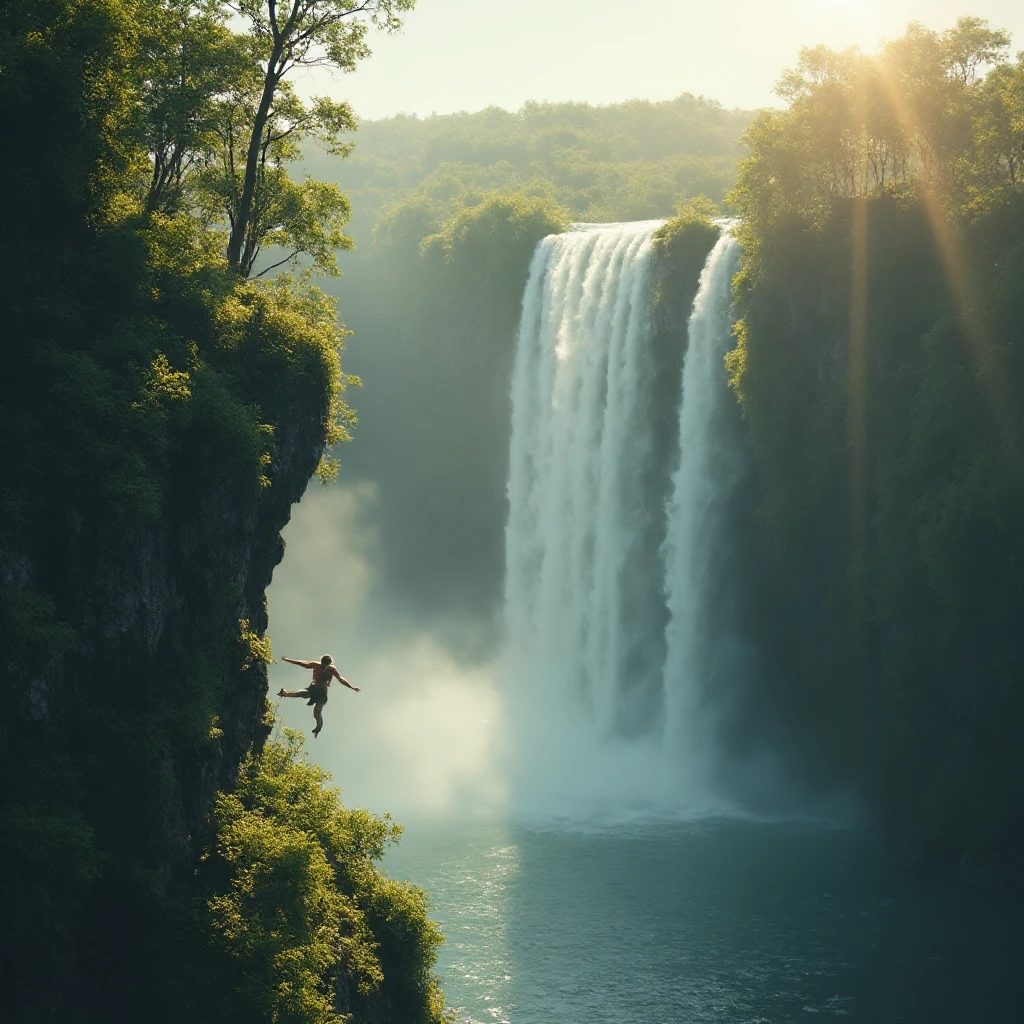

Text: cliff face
xmin=0 ymin=373 xmax=327 ymax=1023
xmin=728 ymin=198 xmax=1024 ymax=881
xmin=0 ymin=5 xmax=452 ymax=1017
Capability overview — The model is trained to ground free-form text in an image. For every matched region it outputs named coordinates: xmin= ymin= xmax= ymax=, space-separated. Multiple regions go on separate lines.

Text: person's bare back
xmin=276 ymin=654 xmax=359 ymax=737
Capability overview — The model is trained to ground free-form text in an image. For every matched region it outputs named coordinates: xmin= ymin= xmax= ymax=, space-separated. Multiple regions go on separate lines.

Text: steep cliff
xmin=0 ymin=4 xmax=446 ymax=1020
xmin=729 ymin=197 xmax=1024 ymax=879
xmin=1 ymin=355 xmax=325 ymax=796
xmin=0 ymin=289 xmax=328 ymax=1020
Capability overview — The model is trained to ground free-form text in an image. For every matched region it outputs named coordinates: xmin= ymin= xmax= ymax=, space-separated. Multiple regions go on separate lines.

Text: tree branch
xmin=267 ymin=111 xmax=315 ymax=144
xmin=253 ymin=249 xmax=303 ymax=278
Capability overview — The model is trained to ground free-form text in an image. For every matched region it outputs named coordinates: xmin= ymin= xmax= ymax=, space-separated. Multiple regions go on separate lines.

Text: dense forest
xmin=305 ymin=93 xmax=752 ymax=232
xmin=0 ymin=2 xmax=446 ymax=1022
xmin=727 ymin=17 xmax=1024 ymax=876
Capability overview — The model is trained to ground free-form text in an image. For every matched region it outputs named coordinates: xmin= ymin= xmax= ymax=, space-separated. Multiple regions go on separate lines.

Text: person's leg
xmin=312 ymin=703 xmax=324 ymax=737
xmin=278 ymin=688 xmax=311 ymax=698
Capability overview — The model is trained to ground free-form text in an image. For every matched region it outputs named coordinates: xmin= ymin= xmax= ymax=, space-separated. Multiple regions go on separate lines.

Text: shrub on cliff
xmin=203 ymin=731 xmax=447 ymax=1024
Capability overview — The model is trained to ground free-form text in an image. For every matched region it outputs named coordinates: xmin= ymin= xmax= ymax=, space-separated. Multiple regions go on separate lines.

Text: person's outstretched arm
xmin=332 ymin=667 xmax=360 ymax=692
xmin=282 ymin=657 xmax=320 ymax=669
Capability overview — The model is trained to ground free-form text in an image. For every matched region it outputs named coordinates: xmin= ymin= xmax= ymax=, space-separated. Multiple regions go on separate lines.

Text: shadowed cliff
xmin=0 ymin=4 xmax=446 ymax=1022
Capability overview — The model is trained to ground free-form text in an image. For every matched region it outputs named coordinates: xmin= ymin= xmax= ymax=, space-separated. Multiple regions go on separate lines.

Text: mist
xmin=267 ymin=481 xmax=505 ymax=817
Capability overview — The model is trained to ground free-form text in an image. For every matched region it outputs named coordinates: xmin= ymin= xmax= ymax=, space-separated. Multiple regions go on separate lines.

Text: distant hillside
xmin=302 ymin=94 xmax=755 ymax=230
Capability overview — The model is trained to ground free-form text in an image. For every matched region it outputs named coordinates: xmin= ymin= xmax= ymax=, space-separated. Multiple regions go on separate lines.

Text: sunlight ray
xmin=873 ymin=61 xmax=1011 ymax=422
xmin=848 ymin=71 xmax=869 ymax=670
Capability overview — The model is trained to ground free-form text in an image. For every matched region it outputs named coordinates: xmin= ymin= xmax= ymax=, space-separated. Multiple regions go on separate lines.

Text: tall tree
xmin=940 ymin=15 xmax=1010 ymax=85
xmin=138 ymin=1 xmax=246 ymax=214
xmin=224 ymin=0 xmax=415 ymax=271
xmin=200 ymin=72 xmax=357 ymax=276
xmin=977 ymin=56 xmax=1024 ymax=188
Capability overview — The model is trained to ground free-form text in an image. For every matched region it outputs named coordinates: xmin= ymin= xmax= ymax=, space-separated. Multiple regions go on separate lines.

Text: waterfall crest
xmin=502 ymin=221 xmax=743 ymax=819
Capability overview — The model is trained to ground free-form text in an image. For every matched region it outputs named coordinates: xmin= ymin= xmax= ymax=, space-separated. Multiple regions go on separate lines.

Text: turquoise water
xmin=384 ymin=817 xmax=1020 ymax=1024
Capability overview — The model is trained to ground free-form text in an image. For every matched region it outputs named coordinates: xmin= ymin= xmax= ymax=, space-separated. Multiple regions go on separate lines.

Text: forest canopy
xmin=302 ymin=93 xmax=753 ymax=235
xmin=730 ymin=16 xmax=1023 ymax=250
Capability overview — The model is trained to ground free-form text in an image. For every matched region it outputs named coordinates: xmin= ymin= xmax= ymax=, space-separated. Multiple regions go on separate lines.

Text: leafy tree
xmin=129 ymin=0 xmax=414 ymax=277
xmin=733 ymin=17 xmax=1014 ymax=233
xmin=199 ymin=72 xmax=357 ymax=276
xmin=975 ymin=55 xmax=1024 ymax=191
xmin=206 ymin=732 xmax=447 ymax=1024
xmin=940 ymin=15 xmax=1011 ymax=84
xmin=138 ymin=0 xmax=247 ymax=214
xmin=223 ymin=0 xmax=415 ymax=272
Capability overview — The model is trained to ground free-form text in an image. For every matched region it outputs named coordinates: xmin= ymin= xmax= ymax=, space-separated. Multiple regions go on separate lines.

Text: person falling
xmin=277 ymin=654 xmax=359 ymax=738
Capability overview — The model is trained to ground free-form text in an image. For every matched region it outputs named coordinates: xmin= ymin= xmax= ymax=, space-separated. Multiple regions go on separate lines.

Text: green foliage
xmin=650 ymin=197 xmax=722 ymax=366
xmin=32 ymin=0 xmax=416 ymax=279
xmin=302 ymin=94 xmax=752 ymax=232
xmin=729 ymin=16 xmax=1021 ymax=258
xmin=199 ymin=73 xmax=358 ymax=277
xmin=0 ymin=591 xmax=78 ymax=665
xmin=0 ymin=2 xmax=359 ymax=539
xmin=221 ymin=0 xmax=415 ymax=272
xmin=240 ymin=618 xmax=274 ymax=668
xmin=652 ymin=197 xmax=721 ymax=272
xmin=1 ymin=721 xmax=448 ymax=1024
xmin=0 ymin=2 xmax=410 ymax=1021
xmin=138 ymin=0 xmax=249 ymax=214
xmin=204 ymin=733 xmax=446 ymax=1024
xmin=212 ymin=269 xmax=357 ymax=447
xmin=728 ymin=19 xmax=1024 ymax=870
xmin=0 ymin=804 xmax=103 ymax=972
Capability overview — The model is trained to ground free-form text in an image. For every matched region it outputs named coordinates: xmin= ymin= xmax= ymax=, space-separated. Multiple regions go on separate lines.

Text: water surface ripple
xmin=385 ymin=818 xmax=1020 ymax=1024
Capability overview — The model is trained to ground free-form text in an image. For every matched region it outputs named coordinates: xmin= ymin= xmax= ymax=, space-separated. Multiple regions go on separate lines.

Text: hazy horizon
xmin=298 ymin=0 xmax=1024 ymax=121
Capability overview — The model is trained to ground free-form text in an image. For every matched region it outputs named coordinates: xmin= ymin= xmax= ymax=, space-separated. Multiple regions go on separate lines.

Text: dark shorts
xmin=303 ymin=686 xmax=327 ymax=707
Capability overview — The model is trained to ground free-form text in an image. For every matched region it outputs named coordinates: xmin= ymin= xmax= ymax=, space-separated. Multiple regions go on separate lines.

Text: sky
xmin=300 ymin=0 xmax=1024 ymax=119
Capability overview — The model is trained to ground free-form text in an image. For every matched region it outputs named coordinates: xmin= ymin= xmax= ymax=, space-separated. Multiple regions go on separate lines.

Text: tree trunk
xmin=226 ymin=49 xmax=282 ymax=271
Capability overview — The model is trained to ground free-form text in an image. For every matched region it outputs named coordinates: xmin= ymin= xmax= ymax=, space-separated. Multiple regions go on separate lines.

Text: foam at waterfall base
xmin=505 ymin=710 xmax=748 ymax=829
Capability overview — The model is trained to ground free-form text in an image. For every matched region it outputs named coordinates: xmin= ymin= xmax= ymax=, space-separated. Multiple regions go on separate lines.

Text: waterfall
xmin=502 ymin=221 xmax=743 ymax=818
xmin=662 ymin=230 xmax=743 ymax=775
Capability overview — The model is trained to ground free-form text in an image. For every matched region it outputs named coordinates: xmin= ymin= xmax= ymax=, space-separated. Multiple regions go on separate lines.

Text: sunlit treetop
xmin=219 ymin=1 xmax=416 ymax=270
xmin=227 ymin=0 xmax=416 ymax=74
xmin=775 ymin=17 xmax=1011 ymax=101
xmin=730 ymin=14 xmax=1022 ymax=259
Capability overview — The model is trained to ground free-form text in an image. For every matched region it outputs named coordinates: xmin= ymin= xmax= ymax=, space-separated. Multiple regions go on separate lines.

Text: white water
xmin=502 ymin=221 xmax=743 ymax=818
xmin=663 ymin=230 xmax=744 ymax=775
